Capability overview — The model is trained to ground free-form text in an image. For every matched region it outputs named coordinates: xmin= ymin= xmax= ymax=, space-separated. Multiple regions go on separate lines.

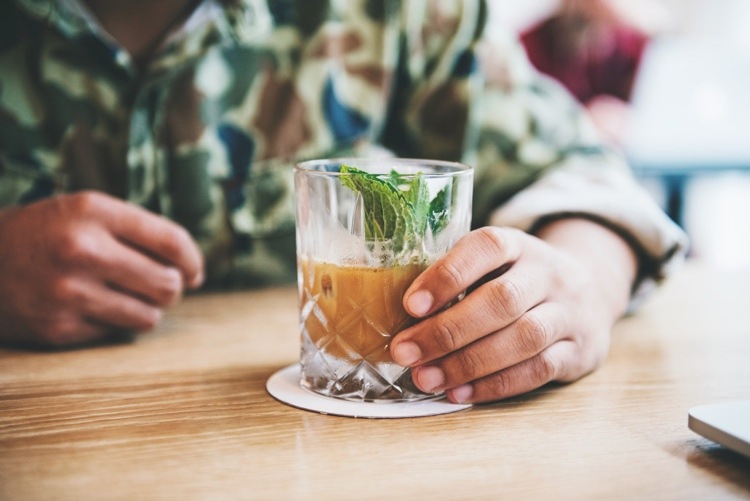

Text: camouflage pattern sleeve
xmin=0 ymin=0 xmax=686 ymax=292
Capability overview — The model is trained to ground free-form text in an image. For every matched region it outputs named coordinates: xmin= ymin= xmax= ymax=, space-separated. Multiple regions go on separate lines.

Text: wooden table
xmin=1 ymin=261 xmax=749 ymax=500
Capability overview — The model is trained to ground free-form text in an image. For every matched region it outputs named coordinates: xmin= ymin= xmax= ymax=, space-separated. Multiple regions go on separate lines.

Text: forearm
xmin=534 ymin=217 xmax=638 ymax=322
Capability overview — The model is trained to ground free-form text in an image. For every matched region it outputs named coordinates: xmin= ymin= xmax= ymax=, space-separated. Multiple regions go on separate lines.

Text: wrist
xmin=535 ymin=217 xmax=638 ymax=319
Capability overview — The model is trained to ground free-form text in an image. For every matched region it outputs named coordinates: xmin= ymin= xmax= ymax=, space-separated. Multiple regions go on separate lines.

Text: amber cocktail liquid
xmin=295 ymin=158 xmax=472 ymax=402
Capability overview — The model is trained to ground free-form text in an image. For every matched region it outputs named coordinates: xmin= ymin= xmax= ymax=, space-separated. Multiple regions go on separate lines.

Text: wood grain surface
xmin=1 ymin=262 xmax=749 ymax=500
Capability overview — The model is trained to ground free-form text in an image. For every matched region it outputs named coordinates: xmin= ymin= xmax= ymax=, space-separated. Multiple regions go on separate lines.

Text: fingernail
xmin=190 ymin=270 xmax=205 ymax=289
xmin=416 ymin=366 xmax=444 ymax=392
xmin=406 ymin=290 xmax=433 ymax=316
xmin=449 ymin=384 xmax=473 ymax=404
xmin=393 ymin=342 xmax=421 ymax=366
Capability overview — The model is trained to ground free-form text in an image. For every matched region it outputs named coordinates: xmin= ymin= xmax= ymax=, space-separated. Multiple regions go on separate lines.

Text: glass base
xmin=300 ymin=357 xmax=441 ymax=403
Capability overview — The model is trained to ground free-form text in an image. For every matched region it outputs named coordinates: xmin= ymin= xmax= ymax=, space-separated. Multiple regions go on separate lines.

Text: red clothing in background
xmin=521 ymin=15 xmax=649 ymax=103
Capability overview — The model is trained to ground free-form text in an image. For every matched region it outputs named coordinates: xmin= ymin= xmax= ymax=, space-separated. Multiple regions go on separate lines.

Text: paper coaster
xmin=266 ymin=364 xmax=472 ymax=419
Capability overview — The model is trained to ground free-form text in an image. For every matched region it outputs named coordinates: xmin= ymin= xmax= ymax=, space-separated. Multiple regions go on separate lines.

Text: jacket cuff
xmin=487 ymin=160 xmax=690 ymax=307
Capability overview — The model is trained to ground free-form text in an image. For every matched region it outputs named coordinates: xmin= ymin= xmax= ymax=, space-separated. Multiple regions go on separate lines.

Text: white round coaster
xmin=266 ymin=364 xmax=472 ymax=419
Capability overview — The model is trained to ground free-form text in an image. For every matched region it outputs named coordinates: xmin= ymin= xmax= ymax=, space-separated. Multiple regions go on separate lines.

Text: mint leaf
xmin=339 ymin=165 xmax=452 ymax=257
xmin=340 ymin=166 xmax=414 ymax=254
xmin=428 ymin=184 xmax=451 ymax=234
xmin=398 ymin=170 xmax=430 ymax=236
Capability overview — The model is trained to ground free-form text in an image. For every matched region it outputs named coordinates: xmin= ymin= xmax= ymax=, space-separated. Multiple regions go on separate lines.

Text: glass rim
xmin=295 ymin=157 xmax=473 ymax=178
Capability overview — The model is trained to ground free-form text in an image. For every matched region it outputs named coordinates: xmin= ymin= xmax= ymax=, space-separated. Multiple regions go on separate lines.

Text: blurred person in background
xmin=520 ymin=0 xmax=669 ymax=145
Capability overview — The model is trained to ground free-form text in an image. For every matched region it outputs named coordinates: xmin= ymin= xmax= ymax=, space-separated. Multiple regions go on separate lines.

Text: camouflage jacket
xmin=0 ymin=0 xmax=686 ymax=291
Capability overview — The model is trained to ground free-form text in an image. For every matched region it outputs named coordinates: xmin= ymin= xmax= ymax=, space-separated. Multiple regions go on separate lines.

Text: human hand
xmin=585 ymin=94 xmax=632 ymax=146
xmin=391 ymin=221 xmax=636 ymax=404
xmin=0 ymin=192 xmax=205 ymax=347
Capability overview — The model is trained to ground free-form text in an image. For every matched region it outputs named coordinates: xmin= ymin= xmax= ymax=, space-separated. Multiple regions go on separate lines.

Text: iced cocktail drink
xmin=295 ymin=158 xmax=473 ymax=402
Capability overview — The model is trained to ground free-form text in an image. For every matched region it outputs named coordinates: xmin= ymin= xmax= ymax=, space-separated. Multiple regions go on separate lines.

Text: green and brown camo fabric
xmin=0 ymin=0 xmax=625 ymax=286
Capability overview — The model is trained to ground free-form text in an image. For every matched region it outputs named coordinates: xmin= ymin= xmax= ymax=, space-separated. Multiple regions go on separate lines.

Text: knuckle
xmin=515 ymin=313 xmax=552 ymax=355
xmin=531 ymin=351 xmax=560 ymax=383
xmin=453 ymin=348 xmax=486 ymax=380
xmin=69 ymin=191 xmax=107 ymax=215
xmin=475 ymin=226 xmax=508 ymax=256
xmin=50 ymin=276 xmax=81 ymax=303
xmin=432 ymin=259 xmax=464 ymax=290
xmin=42 ymin=316 xmax=84 ymax=346
xmin=488 ymin=279 xmax=525 ymax=319
xmin=488 ymin=369 xmax=516 ymax=399
xmin=56 ymin=227 xmax=101 ymax=266
xmin=433 ymin=317 xmax=462 ymax=353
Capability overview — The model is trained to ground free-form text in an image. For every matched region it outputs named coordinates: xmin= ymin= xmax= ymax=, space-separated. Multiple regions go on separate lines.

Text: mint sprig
xmin=339 ymin=165 xmax=451 ymax=256
xmin=428 ymin=183 xmax=451 ymax=234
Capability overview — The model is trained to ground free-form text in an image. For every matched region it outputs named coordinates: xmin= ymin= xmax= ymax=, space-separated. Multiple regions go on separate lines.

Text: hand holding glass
xmin=295 ymin=158 xmax=473 ymax=402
